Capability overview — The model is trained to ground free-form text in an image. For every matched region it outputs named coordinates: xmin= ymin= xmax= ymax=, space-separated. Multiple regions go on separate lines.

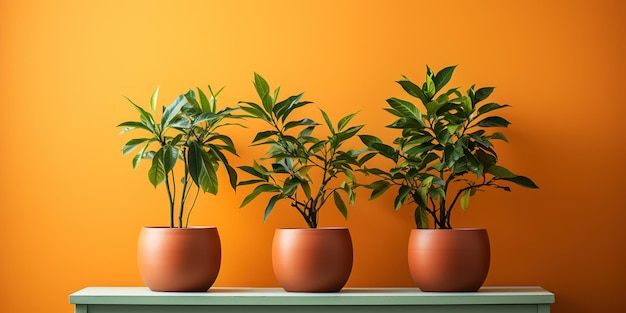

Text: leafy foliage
xmin=238 ymin=73 xmax=369 ymax=228
xmin=119 ymin=85 xmax=241 ymax=228
xmin=360 ymin=65 xmax=538 ymax=229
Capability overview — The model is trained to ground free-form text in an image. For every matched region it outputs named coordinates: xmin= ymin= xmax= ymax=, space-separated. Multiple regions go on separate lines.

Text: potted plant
xmin=237 ymin=73 xmax=369 ymax=292
xmin=359 ymin=65 xmax=538 ymax=291
xmin=118 ymin=85 xmax=240 ymax=291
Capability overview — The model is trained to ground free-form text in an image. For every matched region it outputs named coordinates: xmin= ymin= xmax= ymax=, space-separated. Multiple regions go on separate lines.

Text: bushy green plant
xmin=118 ymin=86 xmax=240 ymax=228
xmin=237 ymin=73 xmax=370 ymax=228
xmin=360 ymin=65 xmax=538 ymax=229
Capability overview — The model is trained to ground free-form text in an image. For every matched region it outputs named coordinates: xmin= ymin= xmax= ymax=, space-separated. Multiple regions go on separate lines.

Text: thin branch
xmin=185 ymin=185 xmax=201 ymax=228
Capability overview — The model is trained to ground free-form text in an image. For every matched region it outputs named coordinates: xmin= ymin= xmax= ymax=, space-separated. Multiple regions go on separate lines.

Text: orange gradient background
xmin=1 ymin=1 xmax=625 ymax=312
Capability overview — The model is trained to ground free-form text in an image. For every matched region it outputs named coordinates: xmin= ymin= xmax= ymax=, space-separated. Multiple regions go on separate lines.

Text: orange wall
xmin=1 ymin=1 xmax=625 ymax=312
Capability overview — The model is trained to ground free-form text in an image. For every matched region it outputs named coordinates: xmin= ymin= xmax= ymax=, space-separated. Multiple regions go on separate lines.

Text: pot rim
xmin=276 ymin=227 xmax=349 ymax=231
xmin=141 ymin=226 xmax=218 ymax=230
xmin=411 ymin=228 xmax=486 ymax=231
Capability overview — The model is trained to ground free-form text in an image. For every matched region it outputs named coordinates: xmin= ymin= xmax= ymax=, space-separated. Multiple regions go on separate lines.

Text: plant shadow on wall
xmin=237 ymin=73 xmax=372 ymax=292
xmin=117 ymin=86 xmax=242 ymax=292
xmin=359 ymin=65 xmax=539 ymax=292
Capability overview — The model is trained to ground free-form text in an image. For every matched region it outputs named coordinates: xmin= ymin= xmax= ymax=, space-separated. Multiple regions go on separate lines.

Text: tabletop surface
xmin=70 ymin=286 xmax=555 ymax=306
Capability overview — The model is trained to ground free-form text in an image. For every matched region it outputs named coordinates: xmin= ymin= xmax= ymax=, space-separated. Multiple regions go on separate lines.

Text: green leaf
xmin=491 ymin=131 xmax=509 ymax=142
xmin=252 ymin=130 xmax=278 ymax=143
xmin=126 ymin=97 xmax=157 ymax=134
xmin=240 ymin=183 xmax=280 ymax=208
xmin=344 ymin=183 xmax=356 ymax=205
xmin=446 ymin=124 xmax=460 ymax=137
xmin=486 ymin=165 xmax=516 ymax=178
xmin=253 ymin=73 xmax=273 ymax=113
xmin=301 ymin=180 xmax=312 ymax=199
xmin=253 ymin=73 xmax=270 ymax=101
xmin=148 ymin=149 xmax=166 ymax=188
xmin=319 ymin=108 xmax=335 ymax=134
xmin=474 ymin=87 xmax=494 ymax=104
xmin=333 ymin=191 xmax=348 ymax=219
xmin=184 ymin=89 xmax=200 ymax=110
xmin=188 ymin=141 xmax=218 ymax=194
xmin=197 ymin=87 xmax=211 ymax=113
xmin=117 ymin=121 xmax=152 ymax=134
xmin=274 ymin=93 xmax=305 ymax=121
xmin=336 ymin=125 xmax=364 ymax=144
xmin=263 ymin=194 xmax=281 ymax=222
xmin=499 ymin=175 xmax=539 ymax=189
xmin=239 ymin=165 xmax=269 ymax=181
xmin=131 ymin=143 xmax=149 ymax=169
xmin=209 ymin=146 xmax=238 ymax=190
xmin=405 ymin=143 xmax=436 ymax=157
xmin=371 ymin=142 xmax=398 ymax=162
xmin=460 ymin=188 xmax=472 ymax=212
xmin=239 ymin=101 xmax=270 ymax=121
xmin=206 ymin=135 xmax=237 ymax=155
xmin=425 ymin=101 xmax=444 ymax=117
xmin=369 ymin=180 xmax=391 ymax=200
xmin=470 ymin=133 xmax=492 ymax=148
xmin=357 ymin=152 xmax=377 ymax=166
xmin=425 ymin=73 xmax=436 ymax=98
xmin=238 ymin=179 xmax=266 ymax=186
xmin=162 ymin=144 xmax=179 ymax=173
xmin=169 ymin=116 xmax=191 ymax=129
xmin=122 ymin=138 xmax=153 ymax=155
xmin=337 ymin=112 xmax=358 ymax=131
xmin=252 ymin=160 xmax=270 ymax=175
xmin=394 ymin=185 xmax=411 ymax=211
xmin=386 ymin=98 xmax=424 ymax=125
xmin=443 ymin=142 xmax=464 ymax=168
xmin=477 ymin=102 xmax=510 ymax=116
xmin=475 ymin=149 xmax=497 ymax=169
xmin=433 ymin=65 xmax=456 ymax=92
xmin=476 ymin=116 xmax=510 ymax=128
xmin=284 ymin=118 xmax=317 ymax=131
xmin=415 ymin=206 xmax=429 ymax=229
xmin=282 ymin=177 xmax=300 ymax=196
xmin=150 ymin=86 xmax=159 ymax=114
xmin=208 ymin=85 xmax=223 ymax=113
xmin=299 ymin=126 xmax=316 ymax=138
xmin=161 ymin=94 xmax=187 ymax=129
xmin=359 ymin=134 xmax=382 ymax=148
xmin=397 ymin=79 xmax=428 ymax=104
xmin=460 ymin=96 xmax=473 ymax=116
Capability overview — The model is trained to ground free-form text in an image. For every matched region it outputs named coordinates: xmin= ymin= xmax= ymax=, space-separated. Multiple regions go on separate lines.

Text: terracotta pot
xmin=408 ymin=228 xmax=490 ymax=292
xmin=137 ymin=226 xmax=221 ymax=292
xmin=272 ymin=228 xmax=353 ymax=292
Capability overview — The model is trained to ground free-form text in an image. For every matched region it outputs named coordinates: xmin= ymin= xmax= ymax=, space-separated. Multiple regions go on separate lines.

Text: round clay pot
xmin=137 ymin=226 xmax=221 ymax=292
xmin=408 ymin=228 xmax=490 ymax=292
xmin=272 ymin=228 xmax=353 ymax=292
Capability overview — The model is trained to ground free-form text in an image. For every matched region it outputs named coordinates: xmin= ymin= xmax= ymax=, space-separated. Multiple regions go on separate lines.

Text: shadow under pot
xmin=137 ymin=226 xmax=221 ymax=292
xmin=407 ymin=228 xmax=490 ymax=292
xmin=272 ymin=227 xmax=353 ymax=292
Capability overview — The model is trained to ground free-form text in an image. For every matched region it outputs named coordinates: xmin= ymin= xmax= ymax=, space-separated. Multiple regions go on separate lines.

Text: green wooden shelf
xmin=70 ymin=286 xmax=554 ymax=313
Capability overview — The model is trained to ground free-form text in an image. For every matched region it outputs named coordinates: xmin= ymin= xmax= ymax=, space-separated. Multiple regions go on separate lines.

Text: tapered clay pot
xmin=272 ymin=228 xmax=353 ymax=292
xmin=137 ymin=226 xmax=221 ymax=292
xmin=408 ymin=228 xmax=490 ymax=292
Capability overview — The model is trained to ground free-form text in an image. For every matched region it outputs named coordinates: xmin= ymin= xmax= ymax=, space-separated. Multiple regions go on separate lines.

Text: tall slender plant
xmin=360 ymin=65 xmax=538 ymax=229
xmin=237 ymin=73 xmax=370 ymax=228
xmin=118 ymin=86 xmax=240 ymax=228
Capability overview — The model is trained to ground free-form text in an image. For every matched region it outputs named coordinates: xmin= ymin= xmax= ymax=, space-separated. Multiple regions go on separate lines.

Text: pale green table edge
xmin=70 ymin=286 xmax=555 ymax=306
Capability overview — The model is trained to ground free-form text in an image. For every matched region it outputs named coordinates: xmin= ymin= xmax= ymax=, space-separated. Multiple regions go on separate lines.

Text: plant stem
xmin=178 ymin=153 xmax=190 ymax=228
xmin=164 ymin=173 xmax=174 ymax=228
xmin=185 ymin=186 xmax=200 ymax=228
